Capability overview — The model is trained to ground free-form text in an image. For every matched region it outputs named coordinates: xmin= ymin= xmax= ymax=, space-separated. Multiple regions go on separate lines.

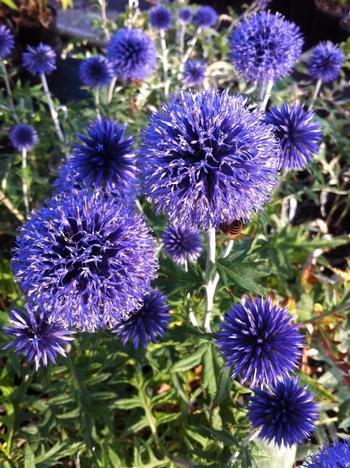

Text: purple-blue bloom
xmin=304 ymin=440 xmax=350 ymax=467
xmin=229 ymin=12 xmax=303 ymax=84
xmin=265 ymin=102 xmax=322 ymax=171
xmin=248 ymin=377 xmax=318 ymax=448
xmin=10 ymin=124 xmax=38 ymax=151
xmin=179 ymin=7 xmax=193 ymax=24
xmin=79 ymin=56 xmax=113 ymax=88
xmin=0 ymin=24 xmax=15 ymax=59
xmin=216 ymin=298 xmax=303 ymax=387
xmin=113 ymin=289 xmax=171 ymax=348
xmin=163 ymin=224 xmax=202 ymax=266
xmin=183 ymin=59 xmax=207 ymax=85
xmin=308 ymin=41 xmax=344 ymax=83
xmin=22 ymin=43 xmax=56 ymax=76
xmin=107 ymin=29 xmax=157 ymax=81
xmin=3 ymin=305 xmax=74 ymax=370
xmin=67 ymin=118 xmax=137 ymax=200
xmin=150 ymin=6 xmax=173 ymax=30
xmin=193 ymin=5 xmax=218 ymax=28
xmin=12 ymin=190 xmax=158 ymax=332
xmin=140 ymin=88 xmax=280 ymax=231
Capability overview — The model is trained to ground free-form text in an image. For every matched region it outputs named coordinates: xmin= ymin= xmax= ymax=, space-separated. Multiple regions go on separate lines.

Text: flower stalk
xmin=21 ymin=148 xmax=30 ymax=216
xmin=40 ymin=73 xmax=65 ymax=142
xmin=309 ymin=78 xmax=322 ymax=110
xmin=204 ymin=227 xmax=217 ymax=333
xmin=0 ymin=61 xmax=19 ymax=123
xmin=160 ymin=29 xmax=169 ymax=97
xmin=260 ymin=79 xmax=273 ymax=110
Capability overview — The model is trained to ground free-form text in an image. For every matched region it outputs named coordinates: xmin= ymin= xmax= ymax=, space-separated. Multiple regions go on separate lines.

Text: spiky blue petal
xmin=304 ymin=440 xmax=350 ymax=467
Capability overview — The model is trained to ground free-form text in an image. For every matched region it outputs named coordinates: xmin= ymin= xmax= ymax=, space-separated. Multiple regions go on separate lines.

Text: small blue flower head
xmin=69 ymin=118 xmax=137 ymax=200
xmin=304 ymin=440 xmax=350 ymax=467
xmin=183 ymin=59 xmax=207 ymax=85
xmin=12 ymin=190 xmax=158 ymax=332
xmin=140 ymin=88 xmax=280 ymax=231
xmin=179 ymin=7 xmax=193 ymax=24
xmin=113 ymin=289 xmax=171 ymax=348
xmin=10 ymin=124 xmax=38 ymax=151
xmin=308 ymin=41 xmax=345 ymax=83
xmin=107 ymin=28 xmax=157 ymax=81
xmin=79 ymin=56 xmax=113 ymax=89
xmin=193 ymin=5 xmax=218 ymax=28
xmin=3 ymin=305 xmax=74 ymax=370
xmin=0 ymin=24 xmax=15 ymax=59
xmin=163 ymin=224 xmax=203 ymax=266
xmin=150 ymin=6 xmax=173 ymax=31
xmin=22 ymin=43 xmax=56 ymax=76
xmin=216 ymin=298 xmax=303 ymax=387
xmin=248 ymin=377 xmax=318 ymax=448
xmin=229 ymin=12 xmax=303 ymax=84
xmin=265 ymin=102 xmax=322 ymax=171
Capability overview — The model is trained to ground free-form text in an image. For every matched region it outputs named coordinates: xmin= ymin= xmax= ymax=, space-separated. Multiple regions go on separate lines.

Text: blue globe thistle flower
xmin=0 ymin=24 xmax=15 ymax=59
xmin=179 ymin=7 xmax=193 ymax=24
xmin=113 ymin=289 xmax=171 ymax=348
xmin=10 ymin=124 xmax=38 ymax=151
xmin=12 ymin=190 xmax=158 ymax=332
xmin=229 ymin=12 xmax=303 ymax=84
xmin=248 ymin=377 xmax=318 ymax=448
xmin=79 ymin=56 xmax=113 ymax=89
xmin=308 ymin=41 xmax=345 ymax=83
xmin=68 ymin=118 xmax=137 ymax=200
xmin=107 ymin=29 xmax=157 ymax=81
xmin=3 ymin=305 xmax=74 ymax=370
xmin=265 ymin=103 xmax=322 ymax=171
xmin=193 ymin=5 xmax=218 ymax=28
xmin=22 ymin=43 xmax=56 ymax=76
xmin=183 ymin=60 xmax=207 ymax=85
xmin=140 ymin=88 xmax=280 ymax=231
xmin=304 ymin=440 xmax=350 ymax=467
xmin=163 ymin=224 xmax=203 ymax=266
xmin=216 ymin=298 xmax=303 ymax=387
xmin=150 ymin=6 xmax=173 ymax=31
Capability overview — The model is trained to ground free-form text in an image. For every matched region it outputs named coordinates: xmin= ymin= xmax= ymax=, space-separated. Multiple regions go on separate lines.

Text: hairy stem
xmin=182 ymin=28 xmax=202 ymax=67
xmin=97 ymin=0 xmax=110 ymax=41
xmin=0 ymin=190 xmax=24 ymax=222
xmin=40 ymin=73 xmax=65 ymax=142
xmin=309 ymin=78 xmax=322 ymax=110
xmin=21 ymin=149 xmax=30 ymax=216
xmin=0 ymin=61 xmax=19 ymax=123
xmin=95 ymin=88 xmax=100 ymax=118
xmin=160 ymin=30 xmax=169 ymax=97
xmin=107 ymin=76 xmax=117 ymax=104
xmin=204 ymin=227 xmax=217 ymax=333
xmin=179 ymin=23 xmax=186 ymax=58
xmin=260 ymin=79 xmax=273 ymax=111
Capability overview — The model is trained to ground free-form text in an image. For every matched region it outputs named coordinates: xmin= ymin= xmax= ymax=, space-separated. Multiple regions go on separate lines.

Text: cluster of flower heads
xmin=10 ymin=124 xmax=38 ymax=152
xmin=12 ymin=189 xmax=158 ymax=332
xmin=163 ymin=224 xmax=203 ymax=266
xmin=0 ymin=24 xmax=15 ymax=59
xmin=141 ymin=88 xmax=280 ymax=231
xmin=304 ymin=440 xmax=350 ymax=467
xmin=229 ymin=11 xmax=303 ymax=84
xmin=113 ymin=289 xmax=171 ymax=348
xmin=58 ymin=118 xmax=137 ymax=200
xmin=265 ymin=103 xmax=322 ymax=171
xmin=308 ymin=41 xmax=345 ymax=83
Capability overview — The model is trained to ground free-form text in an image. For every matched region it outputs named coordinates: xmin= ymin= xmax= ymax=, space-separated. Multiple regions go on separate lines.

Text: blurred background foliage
xmin=0 ymin=0 xmax=350 ymax=466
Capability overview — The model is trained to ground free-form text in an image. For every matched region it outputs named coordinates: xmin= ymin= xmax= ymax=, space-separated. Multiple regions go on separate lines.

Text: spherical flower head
xmin=183 ymin=60 xmax=207 ymax=86
xmin=12 ymin=190 xmax=158 ymax=332
xmin=107 ymin=29 xmax=157 ymax=81
xmin=308 ymin=41 xmax=344 ymax=83
xmin=113 ymin=289 xmax=171 ymax=348
xmin=140 ymin=88 xmax=280 ymax=231
xmin=265 ymin=102 xmax=322 ymax=171
xmin=70 ymin=118 xmax=137 ymax=200
xmin=0 ymin=24 xmax=15 ymax=59
xmin=22 ymin=43 xmax=56 ymax=76
xmin=216 ymin=297 xmax=303 ymax=387
xmin=163 ymin=224 xmax=203 ymax=266
xmin=304 ymin=440 xmax=350 ymax=467
xmin=248 ymin=377 xmax=318 ymax=448
xmin=193 ymin=5 xmax=218 ymax=28
xmin=150 ymin=6 xmax=173 ymax=31
xmin=10 ymin=124 xmax=38 ymax=151
xmin=79 ymin=56 xmax=113 ymax=89
xmin=179 ymin=7 xmax=193 ymax=24
xmin=3 ymin=305 xmax=74 ymax=370
xmin=229 ymin=12 xmax=303 ymax=84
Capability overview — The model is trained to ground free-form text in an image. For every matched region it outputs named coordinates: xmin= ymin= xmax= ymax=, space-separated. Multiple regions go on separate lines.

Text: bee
xmin=221 ymin=219 xmax=245 ymax=240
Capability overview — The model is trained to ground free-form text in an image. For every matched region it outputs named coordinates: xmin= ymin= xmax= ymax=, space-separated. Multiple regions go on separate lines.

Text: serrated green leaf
xmin=171 ymin=343 xmax=207 ymax=373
